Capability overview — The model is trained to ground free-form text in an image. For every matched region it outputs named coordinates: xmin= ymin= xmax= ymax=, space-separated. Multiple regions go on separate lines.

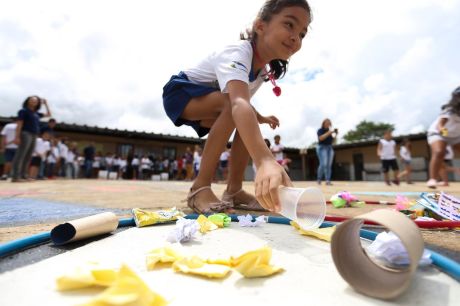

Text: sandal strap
xmin=182 ymin=186 xmax=212 ymax=202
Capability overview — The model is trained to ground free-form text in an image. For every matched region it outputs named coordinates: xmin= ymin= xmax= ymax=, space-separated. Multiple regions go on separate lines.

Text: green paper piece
xmin=208 ymin=213 xmax=231 ymax=227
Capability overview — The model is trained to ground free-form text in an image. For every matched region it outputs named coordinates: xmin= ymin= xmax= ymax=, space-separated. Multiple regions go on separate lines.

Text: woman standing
xmin=11 ymin=96 xmax=51 ymax=182
xmin=316 ymin=118 xmax=337 ymax=185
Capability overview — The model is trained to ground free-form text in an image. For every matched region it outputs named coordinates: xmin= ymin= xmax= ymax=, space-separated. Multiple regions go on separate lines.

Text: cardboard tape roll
xmin=331 ymin=209 xmax=424 ymax=299
xmin=51 ymin=212 xmax=119 ymax=245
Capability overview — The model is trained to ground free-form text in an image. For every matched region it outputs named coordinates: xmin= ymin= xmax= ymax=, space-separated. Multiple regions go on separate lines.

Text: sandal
xmin=222 ymin=189 xmax=267 ymax=211
xmin=183 ymin=186 xmax=232 ymax=214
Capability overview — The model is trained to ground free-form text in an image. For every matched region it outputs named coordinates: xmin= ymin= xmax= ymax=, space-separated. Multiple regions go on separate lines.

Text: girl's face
xmin=28 ymin=96 xmax=39 ymax=110
xmin=324 ymin=120 xmax=331 ymax=128
xmin=257 ymin=6 xmax=310 ymax=60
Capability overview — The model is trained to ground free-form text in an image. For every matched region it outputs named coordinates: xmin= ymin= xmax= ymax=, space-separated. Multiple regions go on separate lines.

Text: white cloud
xmin=1 ymin=0 xmax=460 ymax=148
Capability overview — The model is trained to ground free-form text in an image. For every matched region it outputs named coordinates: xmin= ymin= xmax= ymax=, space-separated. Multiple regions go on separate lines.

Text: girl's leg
xmin=181 ymin=92 xmax=235 ymax=211
xmin=316 ymin=146 xmax=325 ymax=183
xmin=325 ymin=146 xmax=334 ymax=183
xmin=428 ymin=141 xmax=447 ymax=184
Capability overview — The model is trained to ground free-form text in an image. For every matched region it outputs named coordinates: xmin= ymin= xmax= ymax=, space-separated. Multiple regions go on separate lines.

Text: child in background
xmin=427 ymin=86 xmax=460 ymax=188
xmin=271 ymin=135 xmax=285 ymax=164
xmin=397 ymin=137 xmax=413 ymax=184
xmin=377 ymin=130 xmax=400 ymax=186
xmin=162 ymin=0 xmax=311 ymax=213
xmin=437 ymin=145 xmax=460 ymax=186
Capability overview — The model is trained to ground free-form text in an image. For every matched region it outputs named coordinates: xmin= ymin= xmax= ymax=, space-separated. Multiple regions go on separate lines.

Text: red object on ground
xmin=324 ymin=215 xmax=460 ymax=229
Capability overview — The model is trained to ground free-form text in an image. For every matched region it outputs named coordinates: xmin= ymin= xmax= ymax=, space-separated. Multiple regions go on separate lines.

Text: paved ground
xmin=0 ymin=179 xmax=459 ymax=262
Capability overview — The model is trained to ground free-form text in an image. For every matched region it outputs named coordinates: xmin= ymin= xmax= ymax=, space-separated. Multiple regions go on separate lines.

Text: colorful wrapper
xmin=208 ymin=213 xmax=231 ymax=228
xmin=132 ymin=207 xmax=185 ymax=227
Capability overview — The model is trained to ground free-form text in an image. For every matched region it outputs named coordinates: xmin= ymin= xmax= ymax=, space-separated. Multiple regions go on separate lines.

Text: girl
xmin=316 ymin=118 xmax=337 ymax=185
xmin=397 ymin=138 xmax=413 ymax=184
xmin=377 ymin=130 xmax=400 ymax=186
xmin=163 ymin=0 xmax=311 ymax=213
xmin=11 ymin=96 xmax=52 ymax=182
xmin=427 ymin=86 xmax=460 ymax=188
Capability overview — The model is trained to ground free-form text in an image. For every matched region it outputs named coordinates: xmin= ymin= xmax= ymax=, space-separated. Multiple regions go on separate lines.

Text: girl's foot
xmin=326 ymin=181 xmax=332 ymax=186
xmin=437 ymin=181 xmax=449 ymax=187
xmin=222 ymin=189 xmax=266 ymax=211
xmin=185 ymin=186 xmax=232 ymax=214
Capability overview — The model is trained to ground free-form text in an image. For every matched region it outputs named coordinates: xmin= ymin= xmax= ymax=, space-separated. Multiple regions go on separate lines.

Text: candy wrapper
xmin=208 ymin=213 xmax=231 ymax=228
xmin=237 ymin=214 xmax=267 ymax=227
xmin=330 ymin=191 xmax=365 ymax=208
xmin=132 ymin=207 xmax=185 ymax=227
xmin=166 ymin=218 xmax=199 ymax=243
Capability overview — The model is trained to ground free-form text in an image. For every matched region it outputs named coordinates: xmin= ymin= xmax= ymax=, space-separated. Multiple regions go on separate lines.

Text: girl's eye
xmin=285 ymin=22 xmax=293 ymax=28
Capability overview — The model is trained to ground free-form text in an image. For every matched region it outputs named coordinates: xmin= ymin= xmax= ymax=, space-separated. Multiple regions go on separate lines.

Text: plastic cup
xmin=278 ymin=186 xmax=326 ymax=230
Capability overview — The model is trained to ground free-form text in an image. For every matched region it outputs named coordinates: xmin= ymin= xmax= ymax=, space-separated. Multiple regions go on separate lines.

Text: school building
xmin=1 ymin=116 xmax=455 ymax=182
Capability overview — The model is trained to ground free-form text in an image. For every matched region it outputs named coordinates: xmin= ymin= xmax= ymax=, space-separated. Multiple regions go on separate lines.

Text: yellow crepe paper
xmin=56 ymin=263 xmax=118 ymax=291
xmin=146 ymin=246 xmax=183 ymax=270
xmin=291 ymin=221 xmax=336 ymax=242
xmin=196 ymin=215 xmax=218 ymax=233
xmin=231 ymin=247 xmax=283 ymax=278
xmin=81 ymin=264 xmax=167 ymax=306
xmin=172 ymin=256 xmax=231 ymax=278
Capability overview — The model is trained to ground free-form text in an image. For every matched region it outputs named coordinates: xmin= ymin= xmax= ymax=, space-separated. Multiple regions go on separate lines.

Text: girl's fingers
xmin=262 ymin=179 xmax=275 ymax=211
xmin=269 ymin=177 xmax=282 ymax=212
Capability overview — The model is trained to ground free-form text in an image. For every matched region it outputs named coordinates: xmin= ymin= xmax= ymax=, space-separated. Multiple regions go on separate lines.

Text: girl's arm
xmin=41 ymin=99 xmax=52 ymax=117
xmin=14 ymin=120 xmax=23 ymax=145
xmin=227 ymin=80 xmax=292 ymax=212
xmin=318 ymin=130 xmax=333 ymax=142
xmin=377 ymin=142 xmax=382 ymax=157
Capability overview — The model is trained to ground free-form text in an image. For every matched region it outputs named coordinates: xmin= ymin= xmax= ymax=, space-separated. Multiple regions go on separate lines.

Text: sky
xmin=1 ymin=0 xmax=460 ymax=148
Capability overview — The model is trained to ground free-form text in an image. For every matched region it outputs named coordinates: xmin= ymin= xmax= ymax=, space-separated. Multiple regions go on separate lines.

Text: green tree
xmin=343 ymin=120 xmax=394 ymax=142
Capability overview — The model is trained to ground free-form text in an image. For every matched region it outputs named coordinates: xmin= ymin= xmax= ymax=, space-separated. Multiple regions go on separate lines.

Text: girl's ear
xmin=254 ymin=18 xmax=265 ymax=36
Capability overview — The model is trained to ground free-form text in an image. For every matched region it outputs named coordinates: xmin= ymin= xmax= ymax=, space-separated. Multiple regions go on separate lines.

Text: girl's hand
xmin=13 ymin=137 xmax=21 ymax=145
xmin=259 ymin=115 xmax=280 ymax=129
xmin=254 ymin=159 xmax=293 ymax=212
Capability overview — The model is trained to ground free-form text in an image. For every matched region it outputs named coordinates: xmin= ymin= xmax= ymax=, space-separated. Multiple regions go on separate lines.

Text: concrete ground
xmin=0 ymin=179 xmax=459 ymax=262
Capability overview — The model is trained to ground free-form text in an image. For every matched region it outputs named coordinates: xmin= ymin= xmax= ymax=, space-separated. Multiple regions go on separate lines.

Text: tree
xmin=343 ymin=120 xmax=394 ymax=142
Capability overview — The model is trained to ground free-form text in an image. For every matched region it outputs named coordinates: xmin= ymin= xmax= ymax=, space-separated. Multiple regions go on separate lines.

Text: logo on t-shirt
xmin=230 ymin=61 xmax=248 ymax=73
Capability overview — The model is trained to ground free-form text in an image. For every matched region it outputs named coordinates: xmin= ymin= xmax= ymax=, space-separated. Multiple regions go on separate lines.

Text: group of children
xmin=378 ymin=83 xmax=460 ymax=189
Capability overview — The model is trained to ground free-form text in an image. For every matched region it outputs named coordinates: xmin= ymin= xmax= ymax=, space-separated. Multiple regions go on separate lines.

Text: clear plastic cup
xmin=278 ymin=186 xmax=326 ymax=230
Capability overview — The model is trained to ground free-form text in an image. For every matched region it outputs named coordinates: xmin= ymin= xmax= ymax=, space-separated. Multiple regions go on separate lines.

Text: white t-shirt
xmin=132 ymin=158 xmax=140 ymax=166
xmin=66 ymin=150 xmax=76 ymax=163
xmin=271 ymin=143 xmax=284 ymax=161
xmin=34 ymin=138 xmax=50 ymax=157
xmin=220 ymin=151 xmax=230 ymax=161
xmin=1 ymin=123 xmax=18 ymax=149
xmin=58 ymin=142 xmax=69 ymax=159
xmin=379 ymin=139 xmax=396 ymax=160
xmin=428 ymin=108 xmax=460 ymax=138
xmin=183 ymin=40 xmax=265 ymax=96
xmin=399 ymin=146 xmax=411 ymax=161
xmin=141 ymin=157 xmax=152 ymax=170
xmin=47 ymin=147 xmax=59 ymax=163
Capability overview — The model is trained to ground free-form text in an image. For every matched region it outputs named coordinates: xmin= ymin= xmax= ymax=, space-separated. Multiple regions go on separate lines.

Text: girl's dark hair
xmin=401 ymin=137 xmax=411 ymax=149
xmin=241 ymin=0 xmax=312 ymax=81
xmin=22 ymin=96 xmax=41 ymax=112
xmin=321 ymin=118 xmax=331 ymax=129
xmin=441 ymin=86 xmax=460 ymax=116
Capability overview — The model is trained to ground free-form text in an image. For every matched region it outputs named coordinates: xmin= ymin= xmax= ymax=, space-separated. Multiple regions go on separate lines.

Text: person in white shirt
xmin=140 ymin=155 xmax=152 ymax=180
xmin=377 ymin=130 xmax=400 ymax=186
xmin=270 ymin=135 xmax=284 ymax=164
xmin=66 ymin=142 xmax=77 ymax=179
xmin=46 ymin=139 xmax=59 ymax=178
xmin=162 ymin=0 xmax=311 ymax=213
xmin=219 ymin=144 xmax=231 ymax=182
xmin=397 ymin=138 xmax=413 ymax=184
xmin=57 ymin=139 xmax=69 ymax=177
xmin=1 ymin=122 xmax=18 ymax=179
xmin=29 ymin=131 xmax=51 ymax=179
xmin=426 ymin=86 xmax=460 ymax=188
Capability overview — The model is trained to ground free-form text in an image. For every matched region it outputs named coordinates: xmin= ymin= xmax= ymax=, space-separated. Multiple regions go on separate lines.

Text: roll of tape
xmin=331 ymin=209 xmax=424 ymax=299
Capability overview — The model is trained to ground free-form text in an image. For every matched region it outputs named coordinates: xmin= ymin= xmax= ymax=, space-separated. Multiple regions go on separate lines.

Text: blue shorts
xmin=163 ymin=72 xmax=219 ymax=137
xmin=4 ymin=148 xmax=17 ymax=162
